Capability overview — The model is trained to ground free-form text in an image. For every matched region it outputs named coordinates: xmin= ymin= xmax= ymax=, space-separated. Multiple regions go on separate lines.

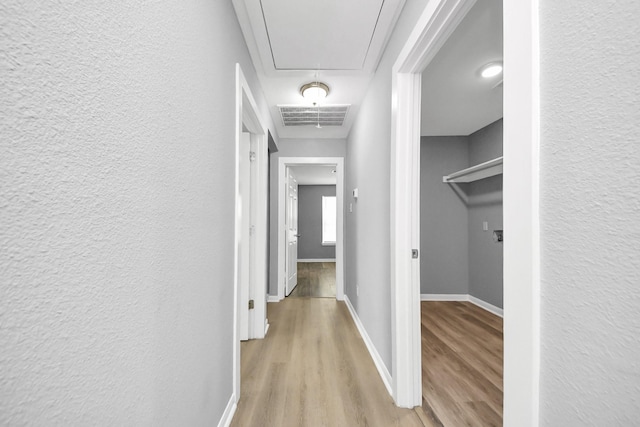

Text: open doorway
xmin=233 ymin=64 xmax=269 ymax=403
xmin=288 ymin=165 xmax=338 ymax=299
xmin=277 ymin=157 xmax=345 ymax=302
xmin=418 ymin=1 xmax=504 ymax=422
xmin=390 ymin=0 xmax=540 ymax=422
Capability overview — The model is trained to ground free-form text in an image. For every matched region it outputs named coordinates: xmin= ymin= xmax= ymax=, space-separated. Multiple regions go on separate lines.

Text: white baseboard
xmin=343 ymin=296 xmax=393 ymax=397
xmin=267 ymin=295 xmax=280 ymax=303
xmin=468 ymin=295 xmax=504 ymax=317
xmin=421 ymin=293 xmax=503 ymax=318
xmin=297 ymin=258 xmax=336 ymax=263
xmin=217 ymin=394 xmax=237 ymax=427
xmin=420 ymin=293 xmax=468 ymax=301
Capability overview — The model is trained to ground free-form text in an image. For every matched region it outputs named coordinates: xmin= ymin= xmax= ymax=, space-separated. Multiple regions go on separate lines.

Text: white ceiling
xmin=420 ymin=0 xmax=503 ymax=136
xmin=290 ymin=165 xmax=337 ymax=185
xmin=232 ymin=0 xmax=502 ymax=140
xmin=261 ymin=0 xmax=384 ymax=71
xmin=232 ymin=0 xmax=406 ymax=139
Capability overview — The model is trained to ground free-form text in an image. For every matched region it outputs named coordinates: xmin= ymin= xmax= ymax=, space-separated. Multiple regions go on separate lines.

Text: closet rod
xmin=443 ymin=156 xmax=503 ymax=183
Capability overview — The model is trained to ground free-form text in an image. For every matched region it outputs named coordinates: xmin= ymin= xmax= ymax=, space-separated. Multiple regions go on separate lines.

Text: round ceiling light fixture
xmin=300 ymin=82 xmax=329 ymax=103
xmin=480 ymin=62 xmax=503 ymax=78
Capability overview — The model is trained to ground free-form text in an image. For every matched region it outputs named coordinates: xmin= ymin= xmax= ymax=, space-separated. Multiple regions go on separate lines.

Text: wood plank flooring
xmin=231 ymin=297 xmax=425 ymax=427
xmin=289 ymin=262 xmax=336 ymax=298
xmin=421 ymin=301 xmax=503 ymax=426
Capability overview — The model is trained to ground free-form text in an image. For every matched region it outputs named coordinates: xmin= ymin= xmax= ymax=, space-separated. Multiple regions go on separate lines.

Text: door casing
xmin=277 ymin=157 xmax=345 ymax=301
xmin=285 ymin=167 xmax=299 ymax=296
xmin=233 ymin=64 xmax=269 ymax=405
xmin=390 ymin=0 xmax=540 ymax=424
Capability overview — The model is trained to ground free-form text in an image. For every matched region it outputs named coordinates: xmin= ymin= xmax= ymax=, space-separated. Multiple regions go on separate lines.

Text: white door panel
xmin=285 ymin=168 xmax=298 ymax=295
xmin=239 ymin=132 xmax=251 ymax=340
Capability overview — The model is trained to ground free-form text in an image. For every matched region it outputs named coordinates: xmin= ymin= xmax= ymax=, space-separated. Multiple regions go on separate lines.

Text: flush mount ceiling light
xmin=480 ymin=62 xmax=503 ymax=78
xmin=300 ymin=82 xmax=330 ymax=103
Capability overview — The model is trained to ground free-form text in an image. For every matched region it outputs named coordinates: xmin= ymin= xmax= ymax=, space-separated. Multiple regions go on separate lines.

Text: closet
xmin=420 ymin=118 xmax=504 ymax=311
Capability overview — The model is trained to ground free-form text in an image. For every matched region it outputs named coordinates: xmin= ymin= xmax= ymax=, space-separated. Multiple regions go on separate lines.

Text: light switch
xmin=483 ymin=221 xmax=488 ymax=231
xmin=353 ymin=188 xmax=358 ymax=199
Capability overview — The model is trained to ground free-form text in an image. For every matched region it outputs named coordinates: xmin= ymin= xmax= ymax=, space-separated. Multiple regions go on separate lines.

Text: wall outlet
xmin=356 ymin=284 xmax=359 ymax=296
xmin=483 ymin=221 xmax=488 ymax=231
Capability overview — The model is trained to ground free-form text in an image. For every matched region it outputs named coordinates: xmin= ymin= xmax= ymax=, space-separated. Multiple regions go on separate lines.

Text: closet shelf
xmin=442 ymin=156 xmax=503 ymax=183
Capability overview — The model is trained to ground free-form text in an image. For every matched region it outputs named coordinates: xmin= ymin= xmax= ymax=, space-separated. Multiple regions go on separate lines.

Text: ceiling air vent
xmin=278 ymin=105 xmax=350 ymax=127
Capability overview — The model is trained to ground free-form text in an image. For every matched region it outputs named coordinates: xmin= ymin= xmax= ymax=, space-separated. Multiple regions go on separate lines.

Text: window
xmin=322 ymin=196 xmax=336 ymax=246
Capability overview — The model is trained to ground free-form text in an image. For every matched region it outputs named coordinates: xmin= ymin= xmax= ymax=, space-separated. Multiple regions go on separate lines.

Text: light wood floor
xmin=289 ymin=262 xmax=336 ymax=298
xmin=421 ymin=301 xmax=503 ymax=426
xmin=231 ymin=297 xmax=427 ymax=427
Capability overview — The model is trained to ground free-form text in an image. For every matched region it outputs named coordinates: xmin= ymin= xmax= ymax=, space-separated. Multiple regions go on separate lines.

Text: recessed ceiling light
xmin=300 ymin=82 xmax=329 ymax=103
xmin=480 ymin=62 xmax=503 ymax=78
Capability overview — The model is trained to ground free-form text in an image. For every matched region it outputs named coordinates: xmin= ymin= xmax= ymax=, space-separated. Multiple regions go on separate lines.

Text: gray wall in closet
xmin=468 ymin=119 xmax=503 ymax=308
xmin=420 ymin=119 xmax=503 ymax=308
xmin=420 ymin=136 xmax=470 ymax=295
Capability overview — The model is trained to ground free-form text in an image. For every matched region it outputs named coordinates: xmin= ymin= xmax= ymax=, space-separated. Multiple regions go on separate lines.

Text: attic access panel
xmin=278 ymin=105 xmax=350 ymax=127
xmin=261 ymin=0 xmax=384 ymax=70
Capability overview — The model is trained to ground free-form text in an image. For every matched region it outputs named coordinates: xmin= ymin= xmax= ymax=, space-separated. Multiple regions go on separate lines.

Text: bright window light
xmin=322 ymin=196 xmax=336 ymax=246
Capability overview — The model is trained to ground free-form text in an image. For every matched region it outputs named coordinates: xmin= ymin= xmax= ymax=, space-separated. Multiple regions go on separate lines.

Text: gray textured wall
xmin=345 ymin=0 xmax=431 ymax=373
xmin=297 ymin=186 xmax=337 ymax=260
xmin=420 ymin=136 xmax=470 ymax=295
xmin=268 ymin=138 xmax=346 ymax=295
xmin=539 ymin=0 xmax=640 ymax=424
xmin=0 ymin=1 xmax=274 ymax=425
xmin=468 ymin=119 xmax=503 ymax=308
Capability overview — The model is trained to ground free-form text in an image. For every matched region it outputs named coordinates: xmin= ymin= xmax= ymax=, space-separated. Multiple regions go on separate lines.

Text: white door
xmin=285 ymin=168 xmax=298 ymax=295
xmin=239 ymin=132 xmax=251 ymax=340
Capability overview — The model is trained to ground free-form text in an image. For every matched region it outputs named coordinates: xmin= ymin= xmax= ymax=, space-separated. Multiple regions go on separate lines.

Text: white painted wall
xmin=539 ymin=0 xmax=640 ymax=424
xmin=0 ymin=1 xmax=274 ymax=425
xmin=345 ymin=0 xmax=430 ymax=374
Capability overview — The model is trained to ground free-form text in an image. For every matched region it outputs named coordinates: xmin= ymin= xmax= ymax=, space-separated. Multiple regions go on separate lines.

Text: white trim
xmin=267 ymin=295 xmax=280 ymax=303
xmin=297 ymin=258 xmax=336 ymax=263
xmin=392 ymin=0 xmax=540 ymax=420
xmin=468 ymin=295 xmax=504 ymax=318
xmin=390 ymin=0 xmax=476 ymax=408
xmin=420 ymin=294 xmax=504 ymax=318
xmin=234 ymin=64 xmax=268 ymax=402
xmin=420 ymin=293 xmax=467 ymax=301
xmin=278 ymin=157 xmax=345 ymax=302
xmin=344 ymin=296 xmax=393 ymax=396
xmin=503 ymin=0 xmax=541 ymax=423
xmin=216 ymin=394 xmax=237 ymax=427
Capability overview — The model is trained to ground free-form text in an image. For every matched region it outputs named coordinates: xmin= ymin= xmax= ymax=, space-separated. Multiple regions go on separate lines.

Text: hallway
xmin=289 ymin=262 xmax=336 ymax=298
xmin=231 ymin=298 xmax=426 ymax=426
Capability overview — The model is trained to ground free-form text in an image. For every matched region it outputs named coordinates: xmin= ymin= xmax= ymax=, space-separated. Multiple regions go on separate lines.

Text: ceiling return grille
xmin=278 ymin=105 xmax=350 ymax=127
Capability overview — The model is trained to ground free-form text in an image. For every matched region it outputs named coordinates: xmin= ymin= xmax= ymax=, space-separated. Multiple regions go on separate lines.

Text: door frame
xmin=233 ymin=64 xmax=269 ymax=402
xmin=284 ymin=166 xmax=299 ymax=296
xmin=277 ymin=157 xmax=345 ymax=301
xmin=390 ymin=0 xmax=540 ymax=424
